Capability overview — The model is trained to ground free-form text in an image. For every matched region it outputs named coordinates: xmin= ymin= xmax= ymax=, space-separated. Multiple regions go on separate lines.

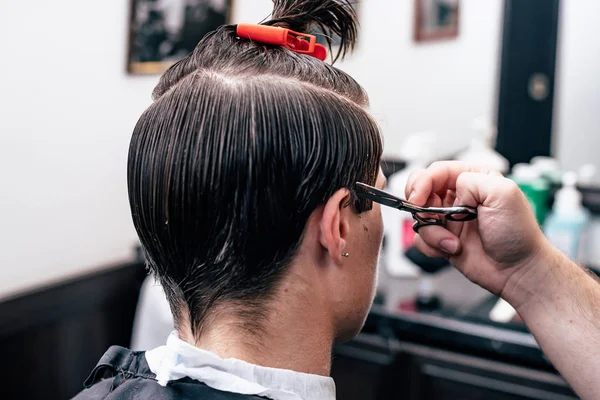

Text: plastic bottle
xmin=489 ymin=298 xmax=517 ymax=323
xmin=456 ymin=116 xmax=509 ymax=174
xmin=544 ymin=172 xmax=590 ymax=261
xmin=531 ymin=156 xmax=562 ymax=185
xmin=577 ymin=164 xmax=600 ymax=268
xmin=383 ymin=132 xmax=437 ymax=278
xmin=510 ymin=163 xmax=549 ymax=225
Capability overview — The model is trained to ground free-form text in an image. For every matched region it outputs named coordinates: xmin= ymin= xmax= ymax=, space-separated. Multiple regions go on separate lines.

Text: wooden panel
xmin=0 ymin=261 xmax=146 ymax=400
xmin=333 ymin=335 xmax=576 ymax=400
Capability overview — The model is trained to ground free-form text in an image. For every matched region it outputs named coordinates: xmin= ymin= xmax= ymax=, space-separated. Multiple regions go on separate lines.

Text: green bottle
xmin=510 ymin=163 xmax=550 ymax=225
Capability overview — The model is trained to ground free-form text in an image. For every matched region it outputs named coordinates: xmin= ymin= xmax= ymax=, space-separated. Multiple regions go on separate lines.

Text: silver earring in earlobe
xmin=341 ymin=253 xmax=350 ymax=258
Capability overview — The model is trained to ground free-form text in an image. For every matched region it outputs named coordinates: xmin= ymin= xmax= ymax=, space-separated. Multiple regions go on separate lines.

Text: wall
xmin=338 ymin=0 xmax=503 ymax=158
xmin=0 ymin=0 xmax=158 ymax=300
xmin=553 ymin=0 xmax=600 ymax=172
xmin=0 ymin=0 xmax=503 ymax=300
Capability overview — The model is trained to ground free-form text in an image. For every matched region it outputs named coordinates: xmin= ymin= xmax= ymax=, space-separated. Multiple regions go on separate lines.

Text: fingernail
xmin=408 ymin=190 xmax=416 ymax=202
xmin=440 ymin=239 xmax=458 ymax=255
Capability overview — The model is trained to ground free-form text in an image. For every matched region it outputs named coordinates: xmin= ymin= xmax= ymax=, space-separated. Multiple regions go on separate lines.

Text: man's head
xmin=128 ymin=0 xmax=384 ymax=342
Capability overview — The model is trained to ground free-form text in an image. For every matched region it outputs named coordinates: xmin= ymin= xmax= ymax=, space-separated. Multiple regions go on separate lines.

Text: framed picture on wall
xmin=128 ymin=0 xmax=233 ymax=74
xmin=414 ymin=0 xmax=459 ymax=42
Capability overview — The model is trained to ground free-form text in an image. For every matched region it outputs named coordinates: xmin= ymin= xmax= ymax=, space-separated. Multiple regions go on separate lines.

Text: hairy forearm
xmin=510 ymin=245 xmax=600 ymax=400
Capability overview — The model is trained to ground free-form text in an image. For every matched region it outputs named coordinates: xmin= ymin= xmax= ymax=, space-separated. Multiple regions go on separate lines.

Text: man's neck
xmin=180 ymin=273 xmax=335 ymax=376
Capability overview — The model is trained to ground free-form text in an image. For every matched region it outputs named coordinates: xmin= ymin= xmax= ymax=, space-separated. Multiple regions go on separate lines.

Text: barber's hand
xmin=405 ymin=161 xmax=551 ymax=308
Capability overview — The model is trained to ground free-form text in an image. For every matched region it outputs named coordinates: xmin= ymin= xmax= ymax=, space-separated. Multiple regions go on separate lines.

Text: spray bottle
xmin=544 ymin=172 xmax=590 ymax=261
xmin=456 ymin=116 xmax=509 ymax=174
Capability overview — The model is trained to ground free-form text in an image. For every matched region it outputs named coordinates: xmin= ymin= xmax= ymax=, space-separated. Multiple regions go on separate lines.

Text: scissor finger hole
xmin=446 ymin=211 xmax=477 ymax=222
xmin=446 ymin=213 xmax=470 ymax=222
xmin=414 ymin=213 xmax=444 ymax=225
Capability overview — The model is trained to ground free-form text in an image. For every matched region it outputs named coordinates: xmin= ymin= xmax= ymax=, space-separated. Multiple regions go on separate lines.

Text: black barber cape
xmin=72 ymin=346 xmax=266 ymax=399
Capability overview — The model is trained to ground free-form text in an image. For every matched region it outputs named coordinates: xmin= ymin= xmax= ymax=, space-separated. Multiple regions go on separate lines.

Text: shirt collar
xmin=145 ymin=332 xmax=336 ymax=400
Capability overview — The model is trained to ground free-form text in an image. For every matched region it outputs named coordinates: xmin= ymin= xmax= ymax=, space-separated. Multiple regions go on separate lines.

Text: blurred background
xmin=0 ymin=0 xmax=598 ymax=399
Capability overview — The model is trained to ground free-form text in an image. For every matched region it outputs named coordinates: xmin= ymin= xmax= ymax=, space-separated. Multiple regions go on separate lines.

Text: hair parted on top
xmin=128 ymin=0 xmax=382 ymax=339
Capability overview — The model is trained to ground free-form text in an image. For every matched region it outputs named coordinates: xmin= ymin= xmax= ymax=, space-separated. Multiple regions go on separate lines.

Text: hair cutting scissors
xmin=354 ymin=182 xmax=477 ymax=232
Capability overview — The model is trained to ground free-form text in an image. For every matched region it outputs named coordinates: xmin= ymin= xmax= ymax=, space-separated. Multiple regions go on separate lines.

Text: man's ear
xmin=319 ymin=188 xmax=352 ymax=264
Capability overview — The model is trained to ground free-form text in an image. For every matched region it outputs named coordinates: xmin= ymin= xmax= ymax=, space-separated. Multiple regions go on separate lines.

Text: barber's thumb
xmin=454 ymin=172 xmax=509 ymax=208
xmin=417 ymin=226 xmax=462 ymax=256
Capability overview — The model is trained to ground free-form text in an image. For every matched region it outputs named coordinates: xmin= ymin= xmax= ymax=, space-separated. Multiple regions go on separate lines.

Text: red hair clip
xmin=236 ymin=23 xmax=327 ymax=61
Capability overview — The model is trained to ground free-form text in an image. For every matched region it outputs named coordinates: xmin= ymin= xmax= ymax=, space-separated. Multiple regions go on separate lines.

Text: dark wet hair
xmin=127 ymin=0 xmax=383 ymax=338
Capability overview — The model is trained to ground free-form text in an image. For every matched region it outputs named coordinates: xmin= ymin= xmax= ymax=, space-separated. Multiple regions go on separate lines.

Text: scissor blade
xmin=354 ymin=182 xmax=405 ymax=209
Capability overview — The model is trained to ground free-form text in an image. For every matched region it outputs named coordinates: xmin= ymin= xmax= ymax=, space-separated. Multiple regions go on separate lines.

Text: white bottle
xmin=578 ymin=164 xmax=600 ymax=268
xmin=531 ymin=156 xmax=562 ymax=185
xmin=544 ymin=172 xmax=590 ymax=261
xmin=489 ymin=298 xmax=517 ymax=323
xmin=456 ymin=116 xmax=509 ymax=174
xmin=383 ymin=133 xmax=436 ymax=278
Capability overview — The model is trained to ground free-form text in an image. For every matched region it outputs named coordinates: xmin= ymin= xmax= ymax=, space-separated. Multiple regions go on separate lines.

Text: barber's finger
xmin=442 ymin=190 xmax=457 ymax=207
xmin=418 ymin=193 xmax=443 ymax=222
xmin=405 ymin=169 xmax=424 ymax=200
xmin=417 ymin=225 xmax=462 ymax=256
xmin=455 ymin=172 xmax=520 ymax=209
xmin=424 ymin=193 xmax=443 ymax=208
xmin=407 ymin=161 xmax=502 ymax=205
xmin=443 ymin=190 xmax=464 ymax=238
xmin=414 ymin=234 xmax=450 ymax=258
